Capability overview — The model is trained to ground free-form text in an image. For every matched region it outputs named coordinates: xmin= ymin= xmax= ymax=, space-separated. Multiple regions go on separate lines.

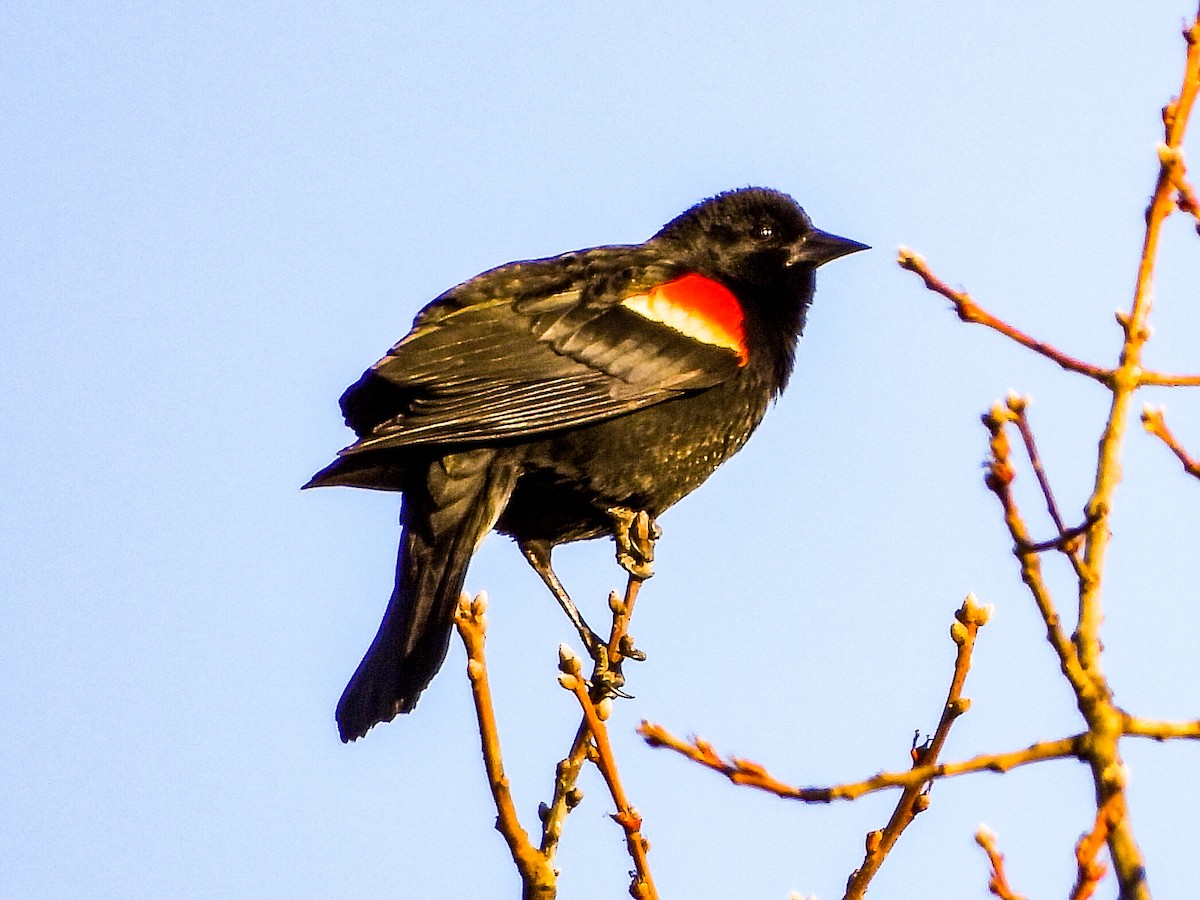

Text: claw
xmin=609 ymin=508 xmax=661 ymax=580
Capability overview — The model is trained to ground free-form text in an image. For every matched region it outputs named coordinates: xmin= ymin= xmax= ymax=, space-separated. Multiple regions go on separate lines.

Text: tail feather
xmin=335 ymin=449 xmax=517 ymax=742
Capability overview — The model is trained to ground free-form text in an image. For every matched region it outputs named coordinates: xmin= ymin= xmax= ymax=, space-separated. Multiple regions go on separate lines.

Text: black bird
xmin=306 ymin=187 xmax=866 ymax=742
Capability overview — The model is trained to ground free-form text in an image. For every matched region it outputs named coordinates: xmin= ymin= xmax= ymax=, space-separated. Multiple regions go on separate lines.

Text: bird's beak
xmin=787 ymin=229 xmax=870 ymax=267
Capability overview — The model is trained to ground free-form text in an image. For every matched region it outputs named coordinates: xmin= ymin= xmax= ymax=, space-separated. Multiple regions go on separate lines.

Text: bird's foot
xmin=609 ymin=507 xmax=661 ymax=580
xmin=590 ymin=654 xmax=629 ymax=700
xmin=616 ymin=632 xmax=647 ymax=663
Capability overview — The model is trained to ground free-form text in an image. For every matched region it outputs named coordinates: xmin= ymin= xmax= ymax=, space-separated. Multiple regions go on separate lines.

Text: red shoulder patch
xmin=620 ymin=274 xmax=748 ymax=365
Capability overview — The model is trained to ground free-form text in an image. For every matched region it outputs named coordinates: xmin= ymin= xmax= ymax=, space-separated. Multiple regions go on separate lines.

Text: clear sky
xmin=4 ymin=3 xmax=1199 ymax=898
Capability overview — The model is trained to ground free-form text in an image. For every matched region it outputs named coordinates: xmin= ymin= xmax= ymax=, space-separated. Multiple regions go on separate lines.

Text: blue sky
xmin=4 ymin=3 xmax=1199 ymax=898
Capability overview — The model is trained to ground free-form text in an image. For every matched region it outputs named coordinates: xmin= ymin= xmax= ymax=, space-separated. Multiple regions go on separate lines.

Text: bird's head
xmin=652 ymin=187 xmax=867 ymax=287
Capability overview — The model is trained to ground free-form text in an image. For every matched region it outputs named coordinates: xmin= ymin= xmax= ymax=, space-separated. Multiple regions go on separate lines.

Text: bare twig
xmin=1005 ymin=394 xmax=1092 ymax=588
xmin=898 ymin=247 xmax=1200 ymax=392
xmin=884 ymin=14 xmax=1200 ymax=900
xmin=843 ymin=595 xmax=992 ymax=899
xmin=540 ymin=516 xmax=657 ymax=864
xmin=558 ymin=647 xmax=658 ymax=900
xmin=639 ymin=722 xmax=1083 ymax=803
xmin=1070 ymin=17 xmax=1200 ymax=895
xmin=1137 ymin=370 xmax=1200 ymax=387
xmin=981 ymin=405 xmax=1093 ymax=699
xmin=1071 ymin=795 xmax=1122 ymax=900
xmin=1007 ymin=395 xmax=1071 ymax=536
xmin=1159 ymin=138 xmax=1200 ymax=227
xmin=454 ymin=593 xmax=557 ymax=899
xmin=1122 ymin=714 xmax=1200 ymax=741
xmin=1081 ymin=8 xmax=1200 ymax=669
xmin=1021 ymin=522 xmax=1092 ymax=554
xmin=976 ymin=825 xmax=1029 ymax=900
xmin=539 ymin=724 xmax=590 ymax=863
xmin=898 ymin=249 xmax=1113 ymax=384
xmin=1141 ymin=405 xmax=1200 ymax=479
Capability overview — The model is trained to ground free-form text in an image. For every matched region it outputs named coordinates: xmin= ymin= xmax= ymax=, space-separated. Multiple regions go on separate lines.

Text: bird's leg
xmin=519 ymin=540 xmax=608 ymax=667
xmin=608 ymin=507 xmax=661 ymax=581
xmin=605 ymin=507 xmax=660 ymax=666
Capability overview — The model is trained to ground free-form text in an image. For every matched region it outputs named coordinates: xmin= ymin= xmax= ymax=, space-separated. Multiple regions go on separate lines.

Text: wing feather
xmin=335 ymin=253 xmax=743 ymax=455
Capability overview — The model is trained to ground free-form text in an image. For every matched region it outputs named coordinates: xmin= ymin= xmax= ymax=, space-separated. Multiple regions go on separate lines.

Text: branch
xmin=1071 ymin=15 xmax=1200 ymax=897
xmin=1122 ymin=714 xmax=1200 ymax=740
xmin=975 ymin=825 xmax=1029 ymax=900
xmin=1071 ymin=795 xmax=1122 ymax=900
xmin=558 ymin=647 xmax=658 ymax=900
xmin=1082 ymin=6 xmax=1200 ymax=666
xmin=453 ymin=593 xmax=557 ymax=899
xmin=1159 ymin=129 xmax=1200 ymax=228
xmin=843 ymin=594 xmax=992 ymax=899
xmin=1138 ymin=370 xmax=1200 ymax=387
xmin=1005 ymin=395 xmax=1091 ymax=583
xmin=981 ymin=405 xmax=1093 ymax=698
xmin=897 ymin=249 xmax=1113 ymax=384
xmin=540 ymin=517 xmax=656 ymax=864
xmin=1008 ymin=395 xmax=1071 ymax=536
xmin=639 ymin=723 xmax=1084 ymax=803
xmin=1141 ymin=405 xmax=1200 ymax=479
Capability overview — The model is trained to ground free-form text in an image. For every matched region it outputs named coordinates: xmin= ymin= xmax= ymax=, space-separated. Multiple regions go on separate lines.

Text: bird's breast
xmin=497 ymin=376 xmax=773 ymax=545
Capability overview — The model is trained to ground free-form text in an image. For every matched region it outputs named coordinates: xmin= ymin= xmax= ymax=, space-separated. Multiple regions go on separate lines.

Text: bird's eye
xmin=757 ymin=223 xmax=774 ymax=240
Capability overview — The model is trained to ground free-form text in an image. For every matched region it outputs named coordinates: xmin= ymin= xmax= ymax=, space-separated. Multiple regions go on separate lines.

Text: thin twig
xmin=1141 ymin=405 xmax=1200 ymax=479
xmin=897 ymin=249 xmax=1113 ymax=384
xmin=454 ymin=593 xmax=557 ymax=899
xmin=1072 ymin=17 xmax=1200 ymax=895
xmin=540 ymin=517 xmax=656 ymax=863
xmin=539 ymin=723 xmax=590 ymax=862
xmin=1070 ymin=795 xmax=1122 ymax=900
xmin=843 ymin=595 xmax=992 ymax=899
xmin=1137 ymin=370 xmax=1200 ymax=387
xmin=981 ymin=405 xmax=1093 ymax=699
xmin=639 ymin=723 xmax=1084 ymax=803
xmin=558 ymin=648 xmax=658 ymax=900
xmin=1122 ymin=714 xmax=1200 ymax=740
xmin=1021 ymin=521 xmax=1091 ymax=554
xmin=976 ymin=826 xmax=1029 ymax=900
xmin=1159 ymin=137 xmax=1200 ymax=227
xmin=1005 ymin=395 xmax=1090 ymax=582
xmin=1008 ymin=395 xmax=1071 ymax=535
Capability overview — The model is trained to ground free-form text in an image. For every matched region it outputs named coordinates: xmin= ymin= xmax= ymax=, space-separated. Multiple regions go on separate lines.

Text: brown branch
xmin=1082 ymin=6 xmax=1200 ymax=666
xmin=1072 ymin=20 xmax=1200 ymax=896
xmin=976 ymin=826 xmax=1029 ymax=900
xmin=897 ymin=248 xmax=1113 ymax=384
xmin=454 ymin=593 xmax=557 ymax=899
xmin=1174 ymin=172 xmax=1200 ymax=221
xmin=639 ymin=722 xmax=1084 ymax=803
xmin=843 ymin=594 xmax=991 ymax=899
xmin=1122 ymin=714 xmax=1200 ymax=740
xmin=540 ymin=518 xmax=656 ymax=864
xmin=884 ymin=17 xmax=1200 ymax=900
xmin=981 ymin=405 xmax=1093 ymax=699
xmin=1005 ymin=394 xmax=1092 ymax=586
xmin=1071 ymin=795 xmax=1122 ymax=900
xmin=539 ymin=723 xmax=590 ymax=864
xmin=1141 ymin=404 xmax=1200 ymax=479
xmin=1021 ymin=522 xmax=1091 ymax=554
xmin=1159 ymin=135 xmax=1200 ymax=229
xmin=1008 ymin=395 xmax=1071 ymax=535
xmin=1137 ymin=370 xmax=1200 ymax=387
xmin=558 ymin=647 xmax=658 ymax=900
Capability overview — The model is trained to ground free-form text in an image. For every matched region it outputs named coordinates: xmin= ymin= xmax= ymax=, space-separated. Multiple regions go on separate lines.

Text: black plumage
xmin=306 ymin=187 xmax=866 ymax=741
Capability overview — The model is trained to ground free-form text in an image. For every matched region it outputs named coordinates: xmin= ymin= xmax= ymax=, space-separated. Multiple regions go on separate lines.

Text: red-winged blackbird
xmin=306 ymin=187 xmax=866 ymax=742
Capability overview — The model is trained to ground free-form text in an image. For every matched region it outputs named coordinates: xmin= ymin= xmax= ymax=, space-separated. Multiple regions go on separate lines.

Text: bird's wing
xmin=334 ymin=251 xmax=748 ymax=455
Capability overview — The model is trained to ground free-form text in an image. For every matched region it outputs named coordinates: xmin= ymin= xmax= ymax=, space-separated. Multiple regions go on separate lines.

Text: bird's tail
xmin=336 ymin=448 xmax=517 ymax=742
